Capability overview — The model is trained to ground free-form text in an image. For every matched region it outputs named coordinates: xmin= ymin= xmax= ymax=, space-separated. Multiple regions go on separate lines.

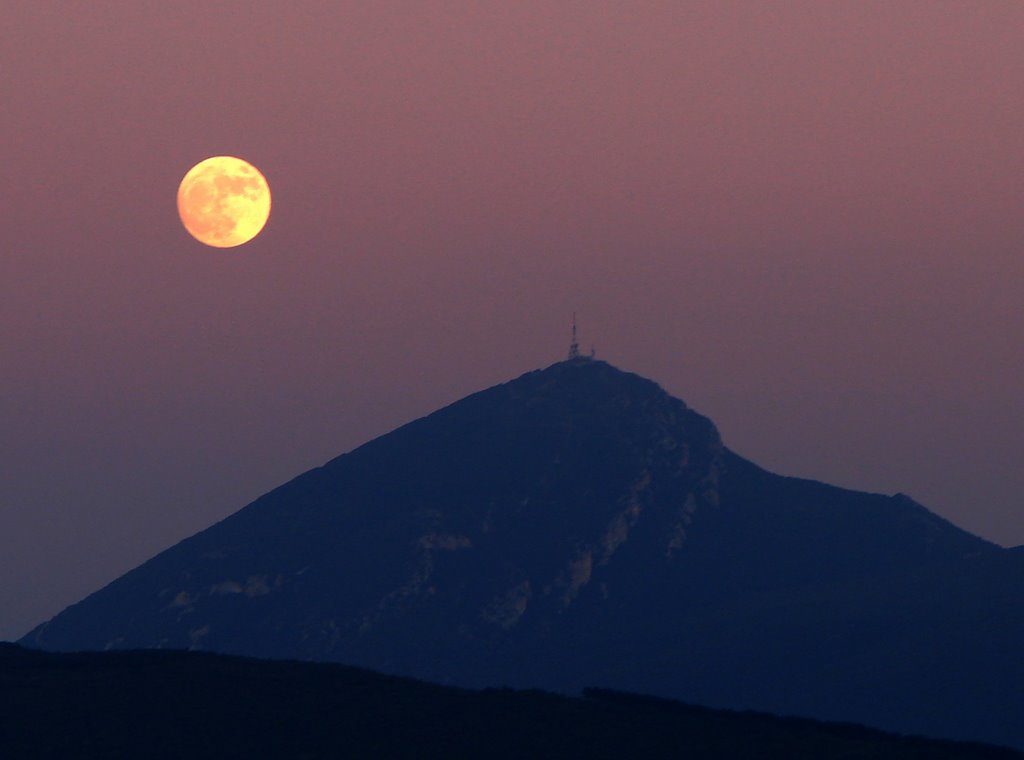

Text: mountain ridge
xmin=6 ymin=644 xmax=1020 ymax=759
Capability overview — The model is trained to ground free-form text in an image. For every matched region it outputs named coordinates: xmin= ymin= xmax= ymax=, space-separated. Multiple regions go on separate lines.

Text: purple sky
xmin=2 ymin=1 xmax=1023 ymax=641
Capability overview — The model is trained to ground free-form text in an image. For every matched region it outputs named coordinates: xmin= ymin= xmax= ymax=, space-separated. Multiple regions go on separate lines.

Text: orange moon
xmin=177 ymin=156 xmax=271 ymax=248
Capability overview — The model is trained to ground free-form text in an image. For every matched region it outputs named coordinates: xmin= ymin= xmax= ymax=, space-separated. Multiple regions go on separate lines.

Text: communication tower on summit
xmin=567 ymin=313 xmax=595 ymax=360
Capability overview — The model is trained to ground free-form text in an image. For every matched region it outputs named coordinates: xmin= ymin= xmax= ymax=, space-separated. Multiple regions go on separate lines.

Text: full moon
xmin=177 ymin=156 xmax=271 ymax=248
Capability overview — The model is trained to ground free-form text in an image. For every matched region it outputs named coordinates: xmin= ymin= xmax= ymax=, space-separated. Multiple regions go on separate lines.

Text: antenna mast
xmin=568 ymin=312 xmax=580 ymax=360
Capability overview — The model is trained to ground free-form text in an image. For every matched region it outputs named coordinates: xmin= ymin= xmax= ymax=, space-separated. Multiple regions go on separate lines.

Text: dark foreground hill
xmin=1 ymin=644 xmax=1019 ymax=760
xmin=22 ymin=359 xmax=1024 ymax=749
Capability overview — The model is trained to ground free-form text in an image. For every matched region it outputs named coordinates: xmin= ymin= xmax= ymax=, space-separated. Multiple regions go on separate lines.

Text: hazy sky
xmin=2 ymin=1 xmax=1023 ymax=641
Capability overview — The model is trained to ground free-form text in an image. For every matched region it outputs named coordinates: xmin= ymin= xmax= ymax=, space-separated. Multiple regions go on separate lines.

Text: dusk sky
xmin=2 ymin=1 xmax=1023 ymax=641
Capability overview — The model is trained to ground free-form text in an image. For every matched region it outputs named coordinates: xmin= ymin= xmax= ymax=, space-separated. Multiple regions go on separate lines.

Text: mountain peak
xmin=26 ymin=357 xmax=725 ymax=658
xmin=21 ymin=360 xmax=1023 ymax=750
xmin=471 ymin=357 xmax=681 ymax=407
xmin=401 ymin=357 xmax=714 ymax=454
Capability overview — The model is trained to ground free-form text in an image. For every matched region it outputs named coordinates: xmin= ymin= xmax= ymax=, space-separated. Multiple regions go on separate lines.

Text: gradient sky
xmin=2 ymin=1 xmax=1023 ymax=641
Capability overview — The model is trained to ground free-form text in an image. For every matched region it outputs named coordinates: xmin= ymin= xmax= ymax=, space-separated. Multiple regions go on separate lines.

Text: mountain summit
xmin=23 ymin=359 xmax=1024 ymax=749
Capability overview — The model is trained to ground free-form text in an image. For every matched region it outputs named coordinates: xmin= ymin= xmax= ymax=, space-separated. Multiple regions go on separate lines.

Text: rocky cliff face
xmin=22 ymin=358 xmax=1023 ymax=749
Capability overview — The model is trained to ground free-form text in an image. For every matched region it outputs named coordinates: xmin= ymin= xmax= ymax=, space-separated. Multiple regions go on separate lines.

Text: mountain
xmin=21 ymin=359 xmax=1024 ymax=749
xmin=3 ymin=644 xmax=1020 ymax=759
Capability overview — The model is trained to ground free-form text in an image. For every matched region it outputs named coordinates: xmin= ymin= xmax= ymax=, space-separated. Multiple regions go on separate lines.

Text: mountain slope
xmin=21 ymin=359 xmax=1024 ymax=748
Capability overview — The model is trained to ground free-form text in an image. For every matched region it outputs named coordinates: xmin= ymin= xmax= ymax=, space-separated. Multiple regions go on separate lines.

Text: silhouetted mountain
xmin=21 ymin=359 xmax=1024 ymax=749
xmin=2 ymin=644 xmax=1019 ymax=759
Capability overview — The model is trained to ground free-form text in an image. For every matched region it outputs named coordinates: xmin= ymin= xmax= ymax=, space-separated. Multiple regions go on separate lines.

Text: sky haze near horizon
xmin=2 ymin=1 xmax=1023 ymax=640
